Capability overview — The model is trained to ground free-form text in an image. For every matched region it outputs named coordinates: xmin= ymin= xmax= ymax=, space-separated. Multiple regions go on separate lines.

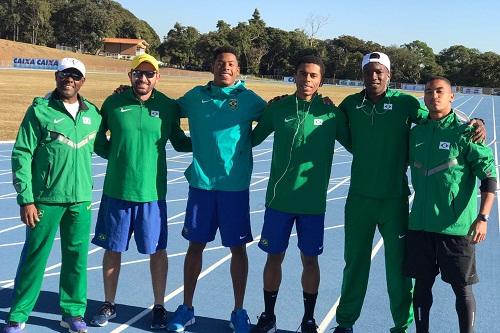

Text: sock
xmin=302 ymin=291 xmax=318 ymax=322
xmin=264 ymin=289 xmax=279 ymax=316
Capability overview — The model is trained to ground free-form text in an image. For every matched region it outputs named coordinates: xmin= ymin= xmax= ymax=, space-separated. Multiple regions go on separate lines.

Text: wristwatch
xmin=478 ymin=213 xmax=489 ymax=222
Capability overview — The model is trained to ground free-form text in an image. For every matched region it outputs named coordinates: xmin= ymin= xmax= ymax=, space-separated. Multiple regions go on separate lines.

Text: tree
xmin=438 ymin=45 xmax=480 ymax=85
xmin=304 ymin=13 xmax=329 ymax=47
xmin=159 ymin=22 xmax=201 ymax=68
xmin=403 ymin=40 xmax=443 ymax=82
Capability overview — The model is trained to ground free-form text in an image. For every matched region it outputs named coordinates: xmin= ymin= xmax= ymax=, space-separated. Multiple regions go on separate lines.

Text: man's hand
xmin=469 ymin=118 xmax=486 ymax=143
xmin=114 ymin=85 xmax=131 ymax=94
xmin=20 ymin=204 xmax=40 ymax=228
xmin=468 ymin=218 xmax=487 ymax=244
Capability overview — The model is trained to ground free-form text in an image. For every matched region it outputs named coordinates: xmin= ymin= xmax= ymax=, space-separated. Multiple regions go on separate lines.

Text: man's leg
xmin=230 ymin=245 xmax=248 ymax=310
xmin=263 ymin=253 xmax=285 ymax=316
xmin=379 ymin=197 xmax=413 ymax=333
xmin=451 ymin=284 xmax=476 ymax=333
xmin=336 ymin=194 xmax=377 ymax=329
xmin=301 ymin=254 xmax=319 ymax=323
xmin=7 ymin=203 xmax=63 ymax=323
xmin=59 ymin=202 xmax=92 ymax=318
xmin=413 ymin=278 xmax=435 ymax=333
xmin=102 ymin=250 xmax=121 ymax=303
xmin=183 ymin=241 xmax=206 ymax=307
xmin=150 ymin=249 xmax=167 ymax=305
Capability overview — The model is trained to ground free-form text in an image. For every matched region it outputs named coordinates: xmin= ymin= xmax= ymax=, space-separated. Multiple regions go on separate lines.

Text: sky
xmin=115 ymin=0 xmax=500 ymax=54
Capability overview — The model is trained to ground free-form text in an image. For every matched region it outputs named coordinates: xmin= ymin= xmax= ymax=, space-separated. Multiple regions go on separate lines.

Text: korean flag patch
xmin=383 ymin=103 xmax=393 ymax=110
xmin=82 ymin=116 xmax=91 ymax=125
xmin=150 ymin=110 xmax=160 ymax=118
xmin=314 ymin=118 xmax=323 ymax=126
xmin=439 ymin=141 xmax=450 ymax=150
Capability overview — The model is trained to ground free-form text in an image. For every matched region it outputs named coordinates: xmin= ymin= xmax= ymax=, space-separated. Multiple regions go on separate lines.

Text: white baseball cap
xmin=57 ymin=58 xmax=86 ymax=77
xmin=361 ymin=52 xmax=390 ymax=72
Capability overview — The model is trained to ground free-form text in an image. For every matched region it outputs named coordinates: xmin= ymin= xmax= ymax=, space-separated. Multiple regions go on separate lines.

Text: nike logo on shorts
xmin=398 ymin=234 xmax=406 ymax=239
xmin=239 ymin=235 xmax=247 ymax=240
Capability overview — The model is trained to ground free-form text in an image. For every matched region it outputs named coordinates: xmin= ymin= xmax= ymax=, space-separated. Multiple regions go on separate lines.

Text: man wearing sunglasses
xmin=5 ymin=58 xmax=101 ymax=333
xmin=90 ymin=54 xmax=191 ymax=330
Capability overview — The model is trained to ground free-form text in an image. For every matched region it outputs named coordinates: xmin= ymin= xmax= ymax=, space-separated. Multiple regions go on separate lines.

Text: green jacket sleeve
xmin=251 ymin=104 xmax=274 ymax=147
xmin=464 ymin=138 xmax=497 ymax=180
xmin=334 ymin=106 xmax=352 ymax=152
xmin=408 ymin=95 xmax=429 ymax=124
xmin=12 ymin=106 xmax=42 ymax=205
xmin=169 ymin=105 xmax=192 ymax=152
xmin=94 ymin=101 xmax=110 ymax=159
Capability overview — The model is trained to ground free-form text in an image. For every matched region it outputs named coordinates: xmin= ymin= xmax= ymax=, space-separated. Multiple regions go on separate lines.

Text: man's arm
xmin=251 ymin=105 xmax=274 ymax=147
xmin=335 ymin=104 xmax=352 ymax=152
xmin=466 ymin=139 xmax=497 ymax=243
xmin=93 ymin=102 xmax=110 ymax=159
xmin=169 ymin=105 xmax=192 ymax=152
xmin=12 ymin=106 xmax=42 ymax=228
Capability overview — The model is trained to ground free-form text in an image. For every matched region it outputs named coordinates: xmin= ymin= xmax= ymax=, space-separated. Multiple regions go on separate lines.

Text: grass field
xmin=0 ymin=69 xmax=362 ymax=140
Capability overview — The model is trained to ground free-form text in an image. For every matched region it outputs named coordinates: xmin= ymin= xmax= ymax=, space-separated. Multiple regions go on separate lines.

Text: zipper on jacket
xmin=422 ymin=123 xmax=436 ymax=230
xmin=45 ymin=163 xmax=52 ymax=188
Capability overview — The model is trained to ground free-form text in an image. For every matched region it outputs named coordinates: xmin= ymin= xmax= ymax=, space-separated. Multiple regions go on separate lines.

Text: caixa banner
xmin=13 ymin=57 xmax=59 ymax=70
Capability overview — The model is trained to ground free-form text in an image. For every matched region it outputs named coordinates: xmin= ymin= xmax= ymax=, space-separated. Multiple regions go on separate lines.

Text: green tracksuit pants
xmin=8 ymin=202 xmax=91 ymax=323
xmin=336 ymin=193 xmax=413 ymax=333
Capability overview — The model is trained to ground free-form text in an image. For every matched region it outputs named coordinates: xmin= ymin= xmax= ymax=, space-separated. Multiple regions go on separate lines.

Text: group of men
xmin=3 ymin=46 xmax=495 ymax=333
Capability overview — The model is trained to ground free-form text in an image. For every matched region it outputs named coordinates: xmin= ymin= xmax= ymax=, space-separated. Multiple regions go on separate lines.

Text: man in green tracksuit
xmin=5 ymin=58 xmax=101 ymax=333
xmin=90 ymin=54 xmax=191 ymax=330
xmin=404 ymin=76 xmax=496 ymax=333
xmin=250 ymin=55 xmax=350 ymax=333
xmin=333 ymin=53 xmax=485 ymax=333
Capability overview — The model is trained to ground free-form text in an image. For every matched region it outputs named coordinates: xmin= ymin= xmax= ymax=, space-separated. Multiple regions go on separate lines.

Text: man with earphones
xmin=250 ymin=55 xmax=350 ymax=333
xmin=332 ymin=52 xmax=486 ymax=333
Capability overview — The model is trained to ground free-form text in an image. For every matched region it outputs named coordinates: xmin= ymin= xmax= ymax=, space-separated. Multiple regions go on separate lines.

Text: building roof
xmin=102 ymin=38 xmax=149 ymax=48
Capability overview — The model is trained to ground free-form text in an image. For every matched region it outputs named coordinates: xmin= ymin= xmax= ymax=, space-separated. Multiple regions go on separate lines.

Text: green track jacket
xmin=12 ymin=91 xmax=101 ymax=205
xmin=339 ymin=89 xmax=428 ymax=198
xmin=252 ymin=94 xmax=350 ymax=214
xmin=409 ymin=110 xmax=496 ymax=236
xmin=94 ymin=88 xmax=191 ymax=202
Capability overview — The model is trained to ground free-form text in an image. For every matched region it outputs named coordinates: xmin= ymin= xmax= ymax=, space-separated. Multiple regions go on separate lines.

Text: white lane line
xmin=454 ymin=95 xmax=474 ymax=110
xmin=318 ymin=192 xmax=415 ymax=332
xmin=327 ymin=177 xmax=350 ymax=194
xmin=0 ymin=171 xmax=12 ymax=176
xmin=253 ymin=149 xmax=273 ymax=158
xmin=467 ymin=96 xmax=484 ymax=118
xmin=250 ymin=177 xmax=269 ymax=187
xmin=490 ymin=96 xmax=500 ymax=233
xmin=167 ymin=175 xmax=186 ymax=184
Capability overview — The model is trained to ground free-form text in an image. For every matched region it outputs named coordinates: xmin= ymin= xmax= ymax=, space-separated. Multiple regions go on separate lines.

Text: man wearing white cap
xmin=332 ymin=52 xmax=485 ymax=333
xmin=90 ymin=54 xmax=191 ymax=330
xmin=4 ymin=58 xmax=101 ymax=333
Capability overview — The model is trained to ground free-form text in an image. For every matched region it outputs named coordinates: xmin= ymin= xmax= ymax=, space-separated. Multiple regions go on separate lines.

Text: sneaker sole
xmin=167 ymin=317 xmax=195 ymax=332
xmin=90 ymin=313 xmax=116 ymax=327
xmin=59 ymin=320 xmax=88 ymax=333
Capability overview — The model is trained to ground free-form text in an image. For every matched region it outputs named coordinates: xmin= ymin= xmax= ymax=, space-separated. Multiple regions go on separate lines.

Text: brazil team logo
xmin=150 ymin=110 xmax=160 ymax=118
xmin=97 ymin=233 xmax=107 ymax=241
xmin=228 ymin=99 xmax=238 ymax=110
xmin=259 ymin=238 xmax=269 ymax=247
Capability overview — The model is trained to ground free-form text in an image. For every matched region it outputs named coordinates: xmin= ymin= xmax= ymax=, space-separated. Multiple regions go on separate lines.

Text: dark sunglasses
xmin=131 ymin=70 xmax=157 ymax=79
xmin=57 ymin=71 xmax=84 ymax=81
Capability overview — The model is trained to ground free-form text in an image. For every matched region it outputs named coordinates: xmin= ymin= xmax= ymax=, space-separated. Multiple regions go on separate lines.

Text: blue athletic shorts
xmin=258 ymin=207 xmax=325 ymax=256
xmin=182 ymin=187 xmax=252 ymax=247
xmin=91 ymin=195 xmax=168 ymax=254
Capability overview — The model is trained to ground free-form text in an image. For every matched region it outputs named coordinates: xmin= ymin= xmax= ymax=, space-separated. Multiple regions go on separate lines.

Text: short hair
xmin=295 ymin=55 xmax=325 ymax=78
xmin=213 ymin=46 xmax=239 ymax=63
xmin=426 ymin=76 xmax=452 ymax=88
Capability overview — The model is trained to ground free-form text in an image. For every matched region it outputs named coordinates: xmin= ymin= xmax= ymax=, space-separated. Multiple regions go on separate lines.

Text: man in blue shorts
xmin=166 ymin=47 xmax=267 ymax=333
xmin=90 ymin=54 xmax=191 ymax=330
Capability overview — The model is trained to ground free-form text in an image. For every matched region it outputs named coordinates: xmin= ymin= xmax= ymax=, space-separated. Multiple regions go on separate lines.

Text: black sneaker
xmin=251 ymin=312 xmax=277 ymax=333
xmin=90 ymin=301 xmax=116 ymax=327
xmin=300 ymin=318 xmax=318 ymax=333
xmin=151 ymin=304 xmax=167 ymax=330
xmin=333 ymin=326 xmax=353 ymax=333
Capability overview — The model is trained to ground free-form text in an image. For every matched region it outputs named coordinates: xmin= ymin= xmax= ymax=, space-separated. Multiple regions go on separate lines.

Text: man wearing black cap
xmin=4 ymin=58 xmax=101 ymax=333
xmin=333 ymin=52 xmax=485 ymax=333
